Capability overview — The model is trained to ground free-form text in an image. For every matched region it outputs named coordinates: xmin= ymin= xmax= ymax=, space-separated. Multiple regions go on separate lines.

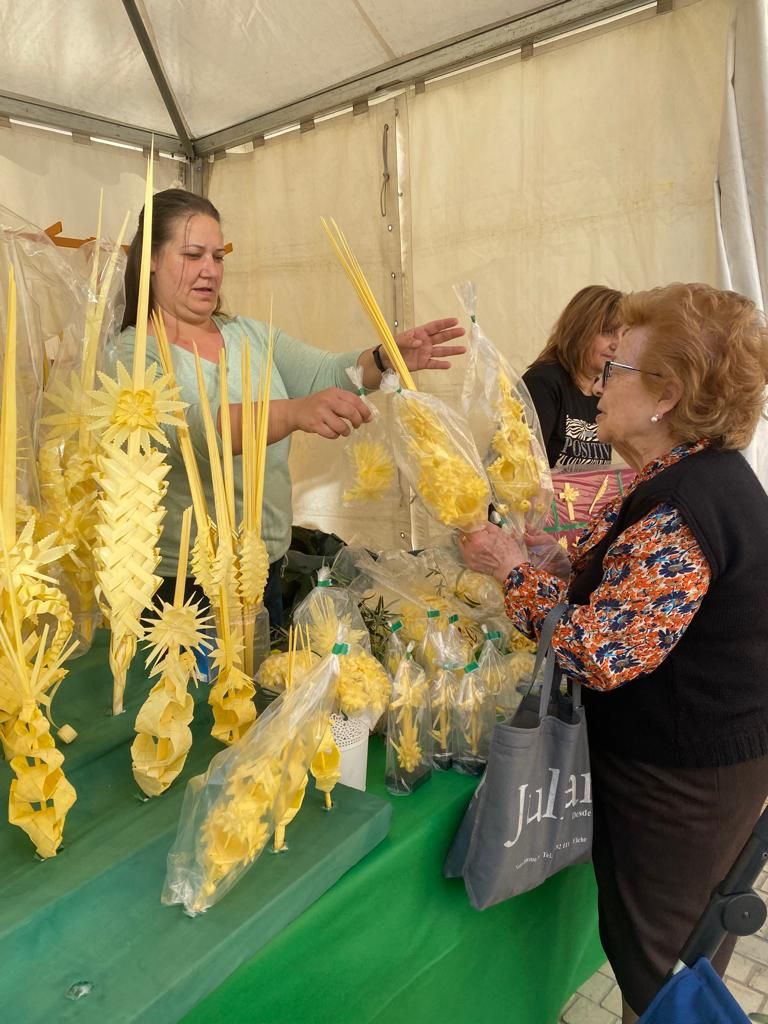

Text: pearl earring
xmin=651 ymin=414 xmax=660 ymax=423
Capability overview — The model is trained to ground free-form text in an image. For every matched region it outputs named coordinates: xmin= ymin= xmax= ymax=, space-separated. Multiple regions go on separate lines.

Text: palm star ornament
xmin=90 ymin=361 xmax=185 ymax=452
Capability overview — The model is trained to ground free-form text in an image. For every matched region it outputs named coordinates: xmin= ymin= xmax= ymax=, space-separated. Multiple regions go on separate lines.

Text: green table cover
xmin=0 ymin=633 xmax=391 ymax=1023
xmin=1 ymin=633 xmax=605 ymax=1024
xmin=184 ymin=756 xmax=606 ymax=1024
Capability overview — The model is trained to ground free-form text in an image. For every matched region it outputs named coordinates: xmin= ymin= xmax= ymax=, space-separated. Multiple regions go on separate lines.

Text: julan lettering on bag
xmin=503 ymin=768 xmax=591 ymax=849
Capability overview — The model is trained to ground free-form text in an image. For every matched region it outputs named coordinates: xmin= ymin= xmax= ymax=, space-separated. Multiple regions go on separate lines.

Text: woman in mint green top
xmin=117 ymin=189 xmax=465 ymax=624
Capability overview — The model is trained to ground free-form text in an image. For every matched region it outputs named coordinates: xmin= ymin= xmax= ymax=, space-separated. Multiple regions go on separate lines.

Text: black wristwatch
xmin=372 ymin=344 xmax=387 ymax=373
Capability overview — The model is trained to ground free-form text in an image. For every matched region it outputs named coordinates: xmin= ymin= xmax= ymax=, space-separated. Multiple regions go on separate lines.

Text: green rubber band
xmin=389 ymin=621 xmax=403 ymax=633
xmin=317 ymin=579 xmax=332 ymax=588
xmin=448 ymin=614 xmax=459 ymax=624
xmin=332 ymin=642 xmax=350 ymax=655
xmin=427 ymin=609 xmax=441 ymax=619
xmin=464 ymin=661 xmax=479 ymax=673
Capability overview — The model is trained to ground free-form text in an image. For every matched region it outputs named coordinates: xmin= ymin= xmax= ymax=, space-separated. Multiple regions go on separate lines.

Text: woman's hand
xmin=395 ymin=318 xmax=467 ymax=372
xmin=524 ymin=527 xmax=572 ymax=581
xmin=288 ymin=388 xmax=372 ymax=439
xmin=458 ymin=524 xmax=528 ymax=582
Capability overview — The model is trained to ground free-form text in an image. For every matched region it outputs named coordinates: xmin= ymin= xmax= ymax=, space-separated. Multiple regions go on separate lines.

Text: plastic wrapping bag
xmin=445 ymin=613 xmax=474 ymax=668
xmin=415 ymin=608 xmax=444 ymax=674
xmin=429 ymin=662 xmax=460 ymax=770
xmin=293 ymin=567 xmax=369 ymax=654
xmin=455 ymin=281 xmax=553 ymax=535
xmin=349 ymin=547 xmax=510 ymax=651
xmin=424 ymin=627 xmax=463 ymax=770
xmin=292 ymin=568 xmax=389 ymax=728
xmin=453 ymin=661 xmax=495 ymax=776
xmin=27 ymin=212 xmax=127 ymax=658
xmin=476 ymin=629 xmax=508 ymax=701
xmin=383 ymin=619 xmax=407 ymax=678
xmin=162 ymin=647 xmax=340 ymax=915
xmin=340 ymin=366 xmax=397 ymax=506
xmin=256 ymin=649 xmax=321 ymax=698
xmin=379 ymin=371 xmax=492 ymax=532
xmin=385 ymin=649 xmax=432 ymax=795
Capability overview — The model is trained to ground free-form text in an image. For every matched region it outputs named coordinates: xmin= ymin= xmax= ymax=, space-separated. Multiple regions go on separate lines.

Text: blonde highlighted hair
xmin=531 ymin=285 xmax=623 ymax=382
xmin=621 ymin=283 xmax=768 ymax=450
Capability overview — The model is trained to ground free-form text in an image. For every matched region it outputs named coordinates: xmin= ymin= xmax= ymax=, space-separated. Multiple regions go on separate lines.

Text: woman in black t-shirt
xmin=523 ymin=285 xmax=623 ymax=469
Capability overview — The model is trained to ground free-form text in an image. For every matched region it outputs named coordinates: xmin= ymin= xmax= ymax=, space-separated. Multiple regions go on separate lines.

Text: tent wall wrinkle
xmin=714 ymin=0 xmax=768 ymax=490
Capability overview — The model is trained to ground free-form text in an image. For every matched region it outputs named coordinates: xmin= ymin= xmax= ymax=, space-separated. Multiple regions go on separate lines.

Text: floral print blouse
xmin=504 ymin=441 xmax=712 ymax=690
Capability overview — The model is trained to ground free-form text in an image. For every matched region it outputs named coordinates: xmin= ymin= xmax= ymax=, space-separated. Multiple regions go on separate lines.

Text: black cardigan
xmin=567 ymin=447 xmax=768 ymax=768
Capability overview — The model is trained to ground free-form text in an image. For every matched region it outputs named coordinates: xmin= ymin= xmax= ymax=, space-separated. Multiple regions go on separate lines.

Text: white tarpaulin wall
xmin=715 ymin=0 xmax=768 ymax=488
xmin=0 ymin=123 xmax=183 ymax=239
xmin=209 ymin=0 xmax=731 ymax=549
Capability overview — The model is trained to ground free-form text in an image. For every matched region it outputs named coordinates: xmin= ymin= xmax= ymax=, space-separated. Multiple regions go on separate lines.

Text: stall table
xmin=0 ymin=633 xmax=604 ymax=1023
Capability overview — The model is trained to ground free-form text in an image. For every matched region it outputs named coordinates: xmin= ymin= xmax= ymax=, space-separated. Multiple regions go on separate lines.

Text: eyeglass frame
xmin=601 ymin=360 xmax=664 ymax=389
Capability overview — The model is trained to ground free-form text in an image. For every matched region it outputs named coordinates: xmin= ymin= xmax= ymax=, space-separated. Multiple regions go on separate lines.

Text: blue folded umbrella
xmin=639 ymin=957 xmax=750 ymax=1024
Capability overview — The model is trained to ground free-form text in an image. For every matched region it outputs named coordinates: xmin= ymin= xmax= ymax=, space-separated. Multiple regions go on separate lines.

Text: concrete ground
xmin=559 ymin=864 xmax=768 ymax=1023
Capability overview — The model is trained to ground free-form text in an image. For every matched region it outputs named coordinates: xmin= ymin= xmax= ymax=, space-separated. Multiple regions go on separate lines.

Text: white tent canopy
xmin=2 ymin=0 xmax=678 ymax=155
xmin=3 ymin=0 xmax=764 ymax=549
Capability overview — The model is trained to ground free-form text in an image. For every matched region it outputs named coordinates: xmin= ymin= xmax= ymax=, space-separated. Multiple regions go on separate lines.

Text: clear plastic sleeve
xmin=348 ymin=546 xmax=511 ymax=651
xmin=162 ymin=648 xmax=340 ymax=915
xmin=414 ymin=608 xmax=445 ymax=674
xmin=383 ymin=619 xmax=407 ymax=678
xmin=454 ymin=280 xmax=553 ymax=535
xmin=453 ymin=661 xmax=495 ymax=776
xmin=385 ymin=652 xmax=432 ymax=795
xmin=379 ymin=371 xmax=492 ymax=532
xmin=340 ymin=366 xmax=397 ymax=507
xmin=292 ymin=568 xmax=370 ymax=655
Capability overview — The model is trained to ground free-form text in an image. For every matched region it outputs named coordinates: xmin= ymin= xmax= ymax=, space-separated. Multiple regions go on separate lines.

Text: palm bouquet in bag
xmin=323 ymin=219 xmax=492 ymax=534
xmin=455 ymin=280 xmax=552 ymax=536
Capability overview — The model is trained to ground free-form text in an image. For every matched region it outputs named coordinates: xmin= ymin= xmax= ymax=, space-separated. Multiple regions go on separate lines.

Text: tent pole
xmin=187 ymin=158 xmax=208 ymax=197
xmin=121 ymin=0 xmax=196 ymax=161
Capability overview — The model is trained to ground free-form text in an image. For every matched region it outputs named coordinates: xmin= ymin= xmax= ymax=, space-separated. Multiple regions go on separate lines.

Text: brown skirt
xmin=590 ymin=747 xmax=768 ymax=1016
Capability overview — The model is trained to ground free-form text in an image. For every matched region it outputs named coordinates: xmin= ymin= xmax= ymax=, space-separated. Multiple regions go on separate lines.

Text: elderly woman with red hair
xmin=461 ymin=283 xmax=768 ymax=1023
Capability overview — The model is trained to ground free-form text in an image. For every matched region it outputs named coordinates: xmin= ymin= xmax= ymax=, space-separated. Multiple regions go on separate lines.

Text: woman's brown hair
xmin=621 ymin=283 xmax=768 ymax=450
xmin=530 ymin=285 xmax=623 ymax=383
xmin=121 ymin=188 xmax=222 ymax=330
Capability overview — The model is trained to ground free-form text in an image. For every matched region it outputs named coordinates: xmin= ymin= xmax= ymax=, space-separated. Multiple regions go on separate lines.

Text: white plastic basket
xmin=330 ymin=713 xmax=369 ymax=791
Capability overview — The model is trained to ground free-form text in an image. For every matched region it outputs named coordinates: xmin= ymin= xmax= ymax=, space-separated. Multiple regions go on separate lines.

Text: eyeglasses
xmin=601 ymin=360 xmax=663 ymax=389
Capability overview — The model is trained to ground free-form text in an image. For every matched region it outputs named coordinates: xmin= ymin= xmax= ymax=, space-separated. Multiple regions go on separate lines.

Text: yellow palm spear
xmin=151 ymin=311 xmax=215 ymax=599
xmin=237 ymin=317 xmax=272 ymax=675
xmin=191 ymin=345 xmax=255 ymax=745
xmin=90 ymin=148 xmax=186 ymax=715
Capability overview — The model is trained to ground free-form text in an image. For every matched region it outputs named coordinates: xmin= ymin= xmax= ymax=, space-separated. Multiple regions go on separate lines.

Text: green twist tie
xmin=332 ymin=642 xmax=350 ymax=655
xmin=389 ymin=621 xmax=403 ymax=633
xmin=427 ymin=609 xmax=441 ymax=619
xmin=356 ymin=387 xmax=366 ymax=396
xmin=464 ymin=661 xmax=479 ymax=674
xmin=317 ymin=579 xmax=332 ymax=588
xmin=448 ymin=614 xmax=459 ymax=624
xmin=486 ymin=631 xmax=502 ymax=641
xmin=470 ymin=314 xmax=477 ymax=323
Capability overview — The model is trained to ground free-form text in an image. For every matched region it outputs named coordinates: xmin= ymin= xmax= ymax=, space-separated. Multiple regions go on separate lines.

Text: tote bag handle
xmin=526 ymin=603 xmax=581 ymax=718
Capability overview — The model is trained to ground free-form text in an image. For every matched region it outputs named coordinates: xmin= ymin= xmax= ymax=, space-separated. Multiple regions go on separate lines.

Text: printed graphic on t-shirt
xmin=556 ymin=414 xmax=612 ymax=469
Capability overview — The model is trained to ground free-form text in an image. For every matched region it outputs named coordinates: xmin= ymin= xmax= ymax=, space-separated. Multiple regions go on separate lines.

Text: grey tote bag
xmin=444 ymin=603 xmax=592 ymax=910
